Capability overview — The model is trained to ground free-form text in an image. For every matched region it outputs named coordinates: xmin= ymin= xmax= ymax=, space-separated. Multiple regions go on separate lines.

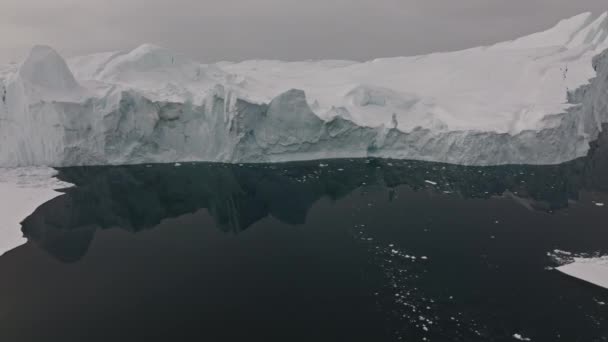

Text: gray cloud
xmin=1 ymin=0 xmax=606 ymax=63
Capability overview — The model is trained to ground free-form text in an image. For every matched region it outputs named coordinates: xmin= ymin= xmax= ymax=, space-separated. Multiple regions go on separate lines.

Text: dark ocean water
xmin=1 ymin=138 xmax=608 ymax=341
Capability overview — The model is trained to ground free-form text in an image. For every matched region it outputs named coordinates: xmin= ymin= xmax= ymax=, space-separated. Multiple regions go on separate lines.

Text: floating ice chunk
xmin=513 ymin=333 xmax=532 ymax=341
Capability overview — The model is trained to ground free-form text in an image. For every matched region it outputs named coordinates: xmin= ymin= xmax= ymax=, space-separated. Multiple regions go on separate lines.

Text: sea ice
xmin=0 ymin=167 xmax=72 ymax=255
xmin=557 ymin=255 xmax=608 ymax=290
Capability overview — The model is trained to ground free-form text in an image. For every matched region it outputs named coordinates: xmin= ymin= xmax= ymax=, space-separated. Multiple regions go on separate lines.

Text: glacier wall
xmin=1 ymin=72 xmax=607 ymax=167
xmin=1 ymin=50 xmax=607 ymax=167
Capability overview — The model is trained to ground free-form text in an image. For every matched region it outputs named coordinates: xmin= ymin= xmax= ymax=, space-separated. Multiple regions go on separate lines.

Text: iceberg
xmin=1 ymin=12 xmax=608 ymax=167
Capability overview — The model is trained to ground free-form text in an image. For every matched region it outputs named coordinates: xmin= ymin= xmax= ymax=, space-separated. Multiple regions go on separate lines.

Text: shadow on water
xmin=3 ymin=127 xmax=608 ymax=342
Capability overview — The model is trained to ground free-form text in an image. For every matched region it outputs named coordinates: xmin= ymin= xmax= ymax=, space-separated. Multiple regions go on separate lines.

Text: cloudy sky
xmin=1 ymin=0 xmax=606 ymax=63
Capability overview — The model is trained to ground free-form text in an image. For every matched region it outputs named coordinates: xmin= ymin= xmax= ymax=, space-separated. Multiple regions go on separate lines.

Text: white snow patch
xmin=0 ymin=167 xmax=72 ymax=255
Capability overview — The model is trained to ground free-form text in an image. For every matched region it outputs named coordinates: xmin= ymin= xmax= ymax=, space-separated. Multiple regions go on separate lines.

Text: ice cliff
xmin=1 ymin=12 xmax=608 ymax=167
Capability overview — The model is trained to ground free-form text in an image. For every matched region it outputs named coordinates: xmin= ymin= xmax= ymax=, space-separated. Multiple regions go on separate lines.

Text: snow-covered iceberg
xmin=1 ymin=12 xmax=608 ymax=167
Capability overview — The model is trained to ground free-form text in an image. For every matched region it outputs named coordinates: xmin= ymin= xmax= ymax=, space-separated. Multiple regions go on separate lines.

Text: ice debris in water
xmin=513 ymin=333 xmax=532 ymax=341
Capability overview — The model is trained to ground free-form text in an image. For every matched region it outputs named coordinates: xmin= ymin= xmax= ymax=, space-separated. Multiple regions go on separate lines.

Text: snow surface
xmin=557 ymin=255 xmax=608 ymax=290
xmin=1 ymin=12 xmax=608 ymax=166
xmin=0 ymin=167 xmax=72 ymax=255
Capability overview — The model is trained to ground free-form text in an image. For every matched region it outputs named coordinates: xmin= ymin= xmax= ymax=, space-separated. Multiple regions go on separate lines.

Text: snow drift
xmin=1 ymin=12 xmax=608 ymax=167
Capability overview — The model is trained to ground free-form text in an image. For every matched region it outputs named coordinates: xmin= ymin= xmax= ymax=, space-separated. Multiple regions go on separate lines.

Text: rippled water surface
xmin=1 ymin=142 xmax=608 ymax=341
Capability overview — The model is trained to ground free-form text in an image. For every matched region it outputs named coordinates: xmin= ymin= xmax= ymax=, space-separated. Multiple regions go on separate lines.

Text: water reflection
xmin=21 ymin=128 xmax=608 ymax=263
xmin=9 ymin=131 xmax=608 ymax=342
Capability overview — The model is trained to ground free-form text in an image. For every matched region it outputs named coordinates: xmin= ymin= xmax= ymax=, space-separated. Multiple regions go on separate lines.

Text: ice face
xmin=1 ymin=12 xmax=608 ymax=167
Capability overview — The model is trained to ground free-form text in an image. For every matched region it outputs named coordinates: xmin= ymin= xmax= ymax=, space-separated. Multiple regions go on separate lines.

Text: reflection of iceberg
xmin=2 ymin=13 xmax=608 ymax=167
xmin=20 ymin=130 xmax=608 ymax=262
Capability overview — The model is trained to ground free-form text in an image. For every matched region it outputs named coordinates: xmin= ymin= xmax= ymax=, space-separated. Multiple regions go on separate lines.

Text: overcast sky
xmin=1 ymin=0 xmax=606 ymax=63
